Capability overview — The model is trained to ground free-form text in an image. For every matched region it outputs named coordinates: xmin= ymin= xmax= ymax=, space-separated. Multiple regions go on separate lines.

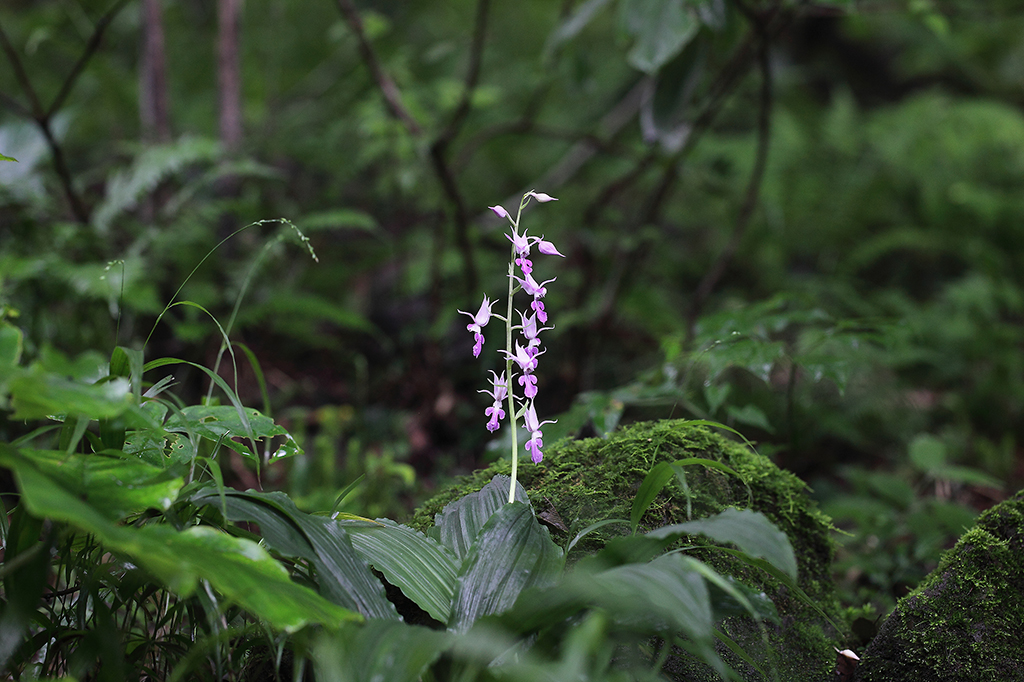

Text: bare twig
xmin=333 ymin=0 xmax=422 ymax=136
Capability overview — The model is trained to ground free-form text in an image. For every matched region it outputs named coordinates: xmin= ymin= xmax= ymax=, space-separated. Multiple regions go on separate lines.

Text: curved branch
xmin=0 ymin=0 xmax=131 ymax=223
xmin=334 ymin=0 xmax=422 ymax=136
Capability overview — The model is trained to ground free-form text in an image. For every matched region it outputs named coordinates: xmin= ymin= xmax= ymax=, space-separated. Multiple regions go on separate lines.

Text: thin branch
xmin=428 ymin=0 xmax=491 ymax=296
xmin=334 ymin=0 xmax=422 ymax=136
xmin=47 ymin=0 xmax=132 ymax=118
xmin=687 ymin=30 xmax=775 ymax=340
xmin=0 ymin=88 xmax=31 ymax=118
xmin=0 ymin=20 xmax=46 ymax=119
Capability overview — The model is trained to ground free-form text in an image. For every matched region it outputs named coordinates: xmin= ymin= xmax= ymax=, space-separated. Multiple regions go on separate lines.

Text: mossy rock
xmin=853 ymin=489 xmax=1024 ymax=682
xmin=408 ymin=419 xmax=846 ymax=681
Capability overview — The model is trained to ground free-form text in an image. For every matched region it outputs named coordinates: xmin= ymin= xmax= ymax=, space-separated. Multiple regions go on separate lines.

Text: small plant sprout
xmin=468 ymin=190 xmax=563 ymax=503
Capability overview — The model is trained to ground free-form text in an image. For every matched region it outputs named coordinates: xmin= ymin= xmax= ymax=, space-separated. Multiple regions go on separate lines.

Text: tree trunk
xmin=139 ymin=0 xmax=170 ymax=143
xmin=218 ymin=0 xmax=242 ymax=153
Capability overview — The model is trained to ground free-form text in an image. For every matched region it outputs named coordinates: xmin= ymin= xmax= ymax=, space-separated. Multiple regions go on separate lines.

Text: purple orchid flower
xmin=536 ymin=237 xmax=565 ymax=257
xmin=523 ymin=401 xmax=556 ymax=463
xmin=459 ymin=295 xmax=494 ymax=357
xmin=503 ymin=341 xmax=541 ymax=374
xmin=515 ymin=273 xmax=556 ymax=299
xmin=479 ymin=371 xmax=508 ymax=432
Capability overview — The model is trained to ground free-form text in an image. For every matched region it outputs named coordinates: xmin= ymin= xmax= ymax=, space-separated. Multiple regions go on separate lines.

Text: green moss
xmin=408 ymin=419 xmax=847 ymax=681
xmin=855 ymin=490 xmax=1024 ymax=682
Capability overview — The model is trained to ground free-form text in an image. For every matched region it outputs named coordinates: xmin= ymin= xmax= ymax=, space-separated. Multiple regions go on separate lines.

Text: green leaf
xmin=621 ymin=0 xmax=699 ymax=74
xmin=647 ymin=508 xmax=798 ymax=581
xmin=0 ymin=152 xmax=16 ymax=162
xmin=342 ymin=517 xmax=459 ymax=624
xmin=8 ymin=369 xmax=132 ymax=420
xmin=0 ymin=448 xmax=183 ymax=521
xmin=631 ymin=458 xmax=747 ymax=533
xmin=908 ymin=433 xmax=946 ymax=472
xmin=433 ymin=475 xmax=530 ymax=562
xmin=544 ymin=0 xmax=615 ymax=56
xmin=191 ymin=489 xmax=399 ymax=620
xmin=314 ymin=620 xmax=451 ymax=682
xmin=449 ymin=502 xmax=564 ymax=632
xmin=725 ymin=404 xmax=774 ymax=433
xmin=163 ymin=404 xmax=293 ymax=461
xmin=10 ymin=458 xmax=356 ymax=632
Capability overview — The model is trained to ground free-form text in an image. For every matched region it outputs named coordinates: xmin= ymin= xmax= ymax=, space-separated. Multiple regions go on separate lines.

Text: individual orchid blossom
xmin=506 ymin=225 xmax=533 ymax=257
xmin=536 ymin=237 xmax=565 ymax=258
xmin=523 ymin=401 xmax=556 ymax=463
xmin=526 ymin=190 xmax=558 ymax=203
xmin=458 ymin=295 xmax=494 ymax=357
xmin=515 ymin=273 xmax=555 ymax=299
xmin=503 ymin=341 xmax=541 ymax=374
xmin=488 ymin=204 xmax=510 ymax=219
xmin=479 ymin=371 xmax=508 ymax=432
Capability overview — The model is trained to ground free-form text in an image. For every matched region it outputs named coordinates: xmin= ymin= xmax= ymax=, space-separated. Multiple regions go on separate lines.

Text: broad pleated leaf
xmin=647 ymin=508 xmax=798 ymax=581
xmin=314 ymin=620 xmax=451 ymax=682
xmin=495 ymin=553 xmax=721 ymax=666
xmin=449 ymin=502 xmax=564 ymax=632
xmin=10 ymin=459 xmax=356 ymax=632
xmin=434 ymin=475 xmax=530 ymax=562
xmin=192 ymin=488 xmax=399 ymax=620
xmin=342 ymin=518 xmax=459 ymax=624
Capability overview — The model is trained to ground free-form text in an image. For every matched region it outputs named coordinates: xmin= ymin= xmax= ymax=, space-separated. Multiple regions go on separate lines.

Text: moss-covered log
xmin=853 ymin=489 xmax=1024 ymax=682
xmin=408 ymin=419 xmax=846 ymax=681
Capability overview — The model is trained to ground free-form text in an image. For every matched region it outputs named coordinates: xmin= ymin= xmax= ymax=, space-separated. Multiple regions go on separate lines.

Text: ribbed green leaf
xmin=434 ymin=475 xmax=530 ymax=562
xmin=647 ymin=508 xmax=798 ymax=581
xmin=495 ymin=553 xmax=721 ymax=666
xmin=192 ymin=489 xmax=399 ymax=620
xmin=449 ymin=502 xmax=564 ymax=632
xmin=314 ymin=620 xmax=450 ymax=682
xmin=342 ymin=518 xmax=459 ymax=624
xmin=10 ymin=458 xmax=356 ymax=632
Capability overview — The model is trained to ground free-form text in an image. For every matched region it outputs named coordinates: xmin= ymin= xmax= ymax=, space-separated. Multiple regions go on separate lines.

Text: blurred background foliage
xmin=2 ymin=0 xmax=1024 ymax=627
